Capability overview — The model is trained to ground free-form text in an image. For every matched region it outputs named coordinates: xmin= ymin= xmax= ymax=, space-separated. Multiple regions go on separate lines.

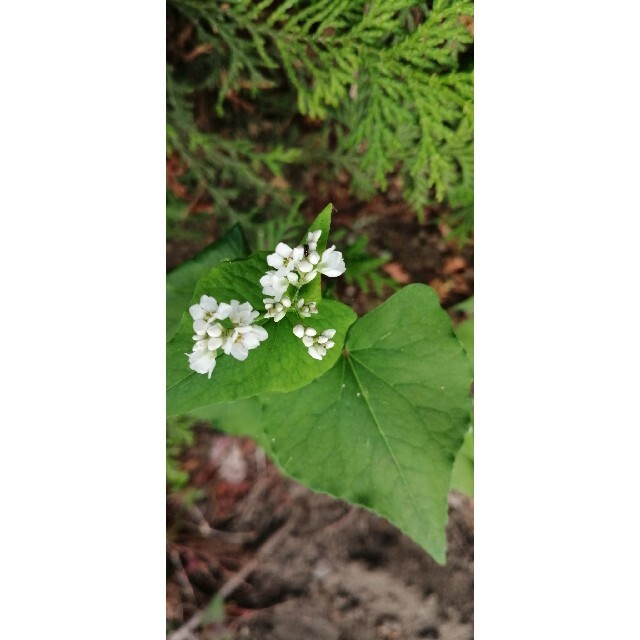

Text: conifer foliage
xmin=167 ymin=0 xmax=474 ymax=228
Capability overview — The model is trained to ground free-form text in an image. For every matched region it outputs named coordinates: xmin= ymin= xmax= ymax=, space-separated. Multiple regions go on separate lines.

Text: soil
xmin=167 ymin=429 xmax=473 ymax=640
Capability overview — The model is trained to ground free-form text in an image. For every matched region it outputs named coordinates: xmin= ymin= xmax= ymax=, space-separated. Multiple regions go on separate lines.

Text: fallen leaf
xmin=383 ymin=262 xmax=411 ymax=284
xmin=443 ymin=256 xmax=467 ymax=275
xmin=429 ymin=278 xmax=455 ymax=303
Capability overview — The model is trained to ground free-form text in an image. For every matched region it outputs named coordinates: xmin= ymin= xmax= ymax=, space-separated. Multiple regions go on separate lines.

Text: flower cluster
xmin=263 ymin=296 xmax=318 ymax=323
xmin=186 ymin=296 xmax=268 ymax=378
xmin=293 ymin=325 xmax=336 ymax=361
xmin=259 ymin=230 xmax=345 ymax=303
xmin=185 ymin=227 xmax=347 ymax=378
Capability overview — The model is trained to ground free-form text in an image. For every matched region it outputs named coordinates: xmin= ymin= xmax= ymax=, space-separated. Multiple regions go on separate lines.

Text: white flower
xmin=264 ymin=296 xmax=291 ymax=322
xmin=187 ymin=348 xmax=217 ymax=379
xmin=266 ymin=243 xmax=305 ymax=272
xmin=261 ymin=229 xmax=344 ymax=303
xmin=216 ymin=299 xmax=259 ymax=326
xmin=223 ymin=324 xmax=268 ymax=361
xmin=296 ymin=298 xmax=318 ymax=318
xmin=189 ymin=295 xmax=220 ymax=335
xmin=187 ymin=299 xmax=268 ymax=376
xmin=189 ymin=295 xmax=218 ymax=321
xmin=260 ymin=269 xmax=290 ymax=301
xmin=292 ymin=324 xmax=337 ymax=360
xmin=317 ymin=245 xmax=346 ymax=277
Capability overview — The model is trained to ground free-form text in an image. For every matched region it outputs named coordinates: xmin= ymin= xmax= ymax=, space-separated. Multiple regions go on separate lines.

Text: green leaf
xmin=166 ymin=252 xmax=357 ymax=416
xmin=188 ymin=397 xmax=271 ymax=455
xmin=452 ymin=296 xmax=473 ymax=362
xmin=298 ymin=202 xmax=333 ymax=305
xmin=166 ymin=225 xmax=250 ymax=339
xmin=454 ymin=317 xmax=473 ymax=362
xmin=261 ymin=284 xmax=472 ymax=563
xmin=450 ymin=428 xmax=473 ymax=496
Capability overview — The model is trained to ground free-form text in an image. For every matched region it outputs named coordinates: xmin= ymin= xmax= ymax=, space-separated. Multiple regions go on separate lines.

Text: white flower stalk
xmin=292 ymin=325 xmax=336 ymax=360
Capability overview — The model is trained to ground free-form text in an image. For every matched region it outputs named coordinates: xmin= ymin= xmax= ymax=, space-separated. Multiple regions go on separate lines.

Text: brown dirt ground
xmin=167 ymin=429 xmax=473 ymax=640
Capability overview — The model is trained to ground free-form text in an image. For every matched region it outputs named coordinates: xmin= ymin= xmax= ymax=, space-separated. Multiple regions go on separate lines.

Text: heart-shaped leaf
xmin=261 ymin=284 xmax=472 ymax=562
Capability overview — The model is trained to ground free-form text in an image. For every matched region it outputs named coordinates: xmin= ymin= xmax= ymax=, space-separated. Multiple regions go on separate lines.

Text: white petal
xmin=275 ymin=242 xmax=293 ymax=258
xmin=222 ymin=332 xmax=237 ymax=355
xmin=322 ymin=329 xmax=337 ymax=339
xmin=188 ymin=350 xmax=217 ymax=377
xmin=189 ymin=304 xmax=204 ymax=320
xmin=207 ymin=323 xmax=223 ymax=337
xmin=230 ymin=342 xmax=249 ymax=361
xmin=215 ymin=302 xmax=232 ymax=320
xmin=252 ymin=325 xmax=268 ymax=341
xmin=302 ymin=336 xmax=314 ymax=347
xmin=304 ymin=327 xmax=317 ymax=336
xmin=297 ymin=298 xmax=305 ymax=308
xmin=287 ymin=271 xmax=299 ymax=285
xmin=317 ymin=335 xmax=328 ymax=344
xmin=200 ymin=295 xmax=218 ymax=312
xmin=208 ymin=337 xmax=223 ymax=350
xmin=293 ymin=324 xmax=305 ymax=338
xmin=308 ymin=250 xmax=320 ymax=265
xmin=267 ymin=253 xmax=285 ymax=269
xmin=319 ymin=248 xmax=346 ymax=277
xmin=297 ymin=259 xmax=313 ymax=273
xmin=307 ymin=230 xmax=322 ymax=244
xmin=301 ymin=271 xmax=317 ymax=284
xmin=242 ymin=332 xmax=260 ymax=349
xmin=274 ymin=310 xmax=285 ymax=322
xmin=260 ymin=272 xmax=274 ymax=287
xmin=325 ymin=340 xmax=335 ymax=349
xmin=236 ymin=325 xmax=254 ymax=333
xmin=316 ymin=345 xmax=327 ymax=356
xmin=281 ymin=297 xmax=291 ymax=308
xmin=308 ymin=345 xmax=323 ymax=360
xmin=193 ymin=319 xmax=209 ymax=336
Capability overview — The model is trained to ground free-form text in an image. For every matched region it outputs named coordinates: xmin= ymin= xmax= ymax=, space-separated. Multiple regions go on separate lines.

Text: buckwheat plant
xmin=167 ymin=204 xmax=473 ymax=563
